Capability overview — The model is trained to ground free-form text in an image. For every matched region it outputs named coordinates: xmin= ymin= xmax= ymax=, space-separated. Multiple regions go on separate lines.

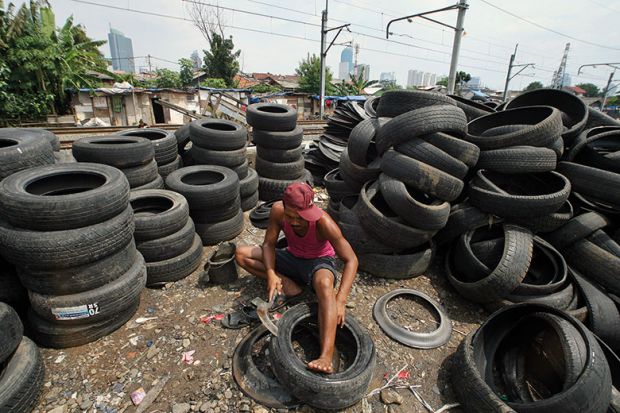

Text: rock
xmin=253 ymin=407 xmax=269 ymax=413
xmin=172 ymin=402 xmax=191 ymax=413
xmin=199 ymin=402 xmax=209 ymax=412
xmin=380 ymin=388 xmax=403 ymax=405
xmin=79 ymin=397 xmax=92 ymax=410
xmin=146 ymin=346 xmax=160 ymax=360
xmin=224 ymin=390 xmax=232 ymax=399
xmin=47 ymin=407 xmax=67 ymax=413
xmin=239 ymin=403 xmax=250 ymax=412
xmin=183 ymin=339 xmax=191 ymax=348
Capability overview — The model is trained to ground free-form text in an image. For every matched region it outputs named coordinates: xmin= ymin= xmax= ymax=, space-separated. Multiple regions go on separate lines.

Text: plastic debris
xmin=200 ymin=314 xmax=225 ymax=324
xmin=130 ymin=388 xmax=146 ymax=406
xmin=181 ymin=350 xmax=195 ymax=364
xmin=135 ymin=317 xmax=158 ymax=324
xmin=54 ymin=354 xmax=66 ymax=364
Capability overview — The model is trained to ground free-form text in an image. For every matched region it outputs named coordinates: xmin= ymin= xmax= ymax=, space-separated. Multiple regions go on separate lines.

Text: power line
xmin=585 ymin=0 xmax=620 ymax=13
xmin=478 ymin=0 xmax=620 ymax=51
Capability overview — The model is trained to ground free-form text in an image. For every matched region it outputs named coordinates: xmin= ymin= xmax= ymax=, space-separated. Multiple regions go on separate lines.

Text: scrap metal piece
xmin=252 ymin=297 xmax=279 ymax=336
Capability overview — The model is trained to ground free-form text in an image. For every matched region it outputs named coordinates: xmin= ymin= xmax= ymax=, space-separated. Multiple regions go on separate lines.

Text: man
xmin=235 ymin=183 xmax=358 ymax=374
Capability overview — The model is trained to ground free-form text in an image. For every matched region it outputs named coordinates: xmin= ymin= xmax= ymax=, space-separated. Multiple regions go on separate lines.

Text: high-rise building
xmin=339 ymin=46 xmax=354 ymax=80
xmin=354 ymin=64 xmax=370 ymax=82
xmin=108 ymin=26 xmax=135 ymax=73
xmin=190 ymin=50 xmax=202 ymax=71
xmin=429 ymin=73 xmax=437 ymax=86
xmin=380 ymin=72 xmax=396 ymax=82
xmin=407 ymin=70 xmax=424 ymax=87
xmin=467 ymin=77 xmax=481 ymax=89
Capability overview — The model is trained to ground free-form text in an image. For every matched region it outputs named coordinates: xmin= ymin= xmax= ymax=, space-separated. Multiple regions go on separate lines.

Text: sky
xmin=18 ymin=0 xmax=620 ymax=91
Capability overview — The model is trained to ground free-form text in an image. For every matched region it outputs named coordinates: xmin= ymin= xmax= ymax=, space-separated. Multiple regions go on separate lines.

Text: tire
xmin=571 ymin=131 xmax=620 ymax=173
xmin=190 ymin=145 xmax=247 ymax=167
xmin=558 ymin=161 xmax=620 ymax=206
xmin=130 ymin=189 xmax=189 ymax=240
xmin=337 ymin=195 xmax=359 ymax=225
xmin=256 ymin=145 xmax=303 ymax=163
xmin=72 ymin=135 xmax=154 ymax=168
xmin=512 ymin=199 xmax=574 ymax=234
xmin=466 ymin=106 xmax=563 ymax=150
xmin=191 ymin=195 xmax=241 ymax=223
xmin=241 ymin=191 xmax=259 ymax=211
xmin=0 ymin=337 xmax=45 ymax=412
xmin=364 ymin=96 xmax=379 ymax=117
xmin=566 ymin=238 xmax=620 ymax=295
xmin=448 ymin=94 xmax=495 ymax=121
xmin=375 ymin=90 xmax=456 ymax=117
xmin=422 ymin=132 xmax=480 ymax=168
xmin=255 ymin=156 xmax=305 ymax=180
xmin=189 ymin=118 xmax=247 ymax=150
xmin=145 ymin=234 xmax=203 ymax=286
xmin=28 ymin=254 xmax=146 ymax=326
xmin=116 ymin=128 xmax=178 ymax=165
xmin=239 ymin=168 xmax=259 ymax=198
xmin=0 ymin=265 xmax=27 ymax=310
xmin=395 ymin=137 xmax=469 ymax=179
xmin=325 ymin=199 xmax=340 ymax=222
xmin=0 ymin=303 xmax=23 ymax=365
xmin=347 ymin=118 xmax=385 ymax=166
xmin=122 ymin=159 xmax=159 ymax=187
xmin=0 ymin=127 xmax=59 ymax=151
xmin=585 ymin=107 xmax=620 ymax=129
xmin=28 ymin=299 xmax=139 ymax=348
xmin=359 ymin=243 xmax=434 ymax=279
xmin=468 ymin=170 xmax=571 ymax=218
xmin=232 ymin=159 xmax=249 ymax=180
xmin=0 ymin=134 xmax=55 ymax=180
xmin=338 ymin=150 xmax=381 ymax=191
xmin=434 ymin=202 xmax=495 ymax=246
xmin=257 ymin=170 xmax=313 ymax=201
xmin=446 ymin=224 xmax=534 ymax=303
xmin=381 ymin=150 xmax=464 ymax=202
xmin=476 ymin=146 xmax=557 ymax=174
xmin=588 ymin=229 xmax=620 ymax=257
xmin=17 ymin=239 xmax=138 ymax=296
xmin=137 ymin=218 xmax=196 ymax=261
xmin=357 ymin=181 xmax=435 ymax=249
xmin=132 ymin=174 xmax=164 ymax=190
xmin=252 ymin=127 xmax=303 ymax=149
xmin=157 ymin=155 xmax=182 ymax=179
xmin=324 ymin=168 xmax=356 ymax=202
xmin=194 ymin=210 xmax=244 ymax=245
xmin=269 ymin=302 xmax=376 ymax=410
xmin=0 ymin=163 xmax=130 ymax=231
xmin=0 ymin=205 xmax=134 ymax=270
xmin=376 ymin=105 xmax=468 ymax=154
xmin=545 ymin=211 xmax=610 ymax=251
xmin=165 ymin=165 xmax=239 ymax=210
xmin=247 ymin=103 xmax=297 ymax=131
xmin=174 ymin=123 xmax=191 ymax=151
xmin=378 ymin=173 xmax=450 ymax=231
xmin=339 ymin=221 xmax=400 ymax=255
xmin=505 ymin=88 xmax=588 ymax=143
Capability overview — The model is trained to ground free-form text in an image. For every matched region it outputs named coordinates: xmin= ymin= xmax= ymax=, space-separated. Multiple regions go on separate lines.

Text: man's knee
xmin=313 ymin=270 xmax=334 ymax=293
xmin=235 ymin=245 xmax=251 ymax=267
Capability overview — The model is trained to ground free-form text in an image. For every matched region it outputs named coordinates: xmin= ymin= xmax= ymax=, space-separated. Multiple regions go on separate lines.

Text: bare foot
xmin=308 ymin=357 xmax=333 ymax=374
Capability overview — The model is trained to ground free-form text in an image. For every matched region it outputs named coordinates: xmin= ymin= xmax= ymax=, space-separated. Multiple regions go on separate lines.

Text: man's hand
xmin=336 ymin=297 xmax=346 ymax=327
xmin=267 ymin=273 xmax=283 ymax=301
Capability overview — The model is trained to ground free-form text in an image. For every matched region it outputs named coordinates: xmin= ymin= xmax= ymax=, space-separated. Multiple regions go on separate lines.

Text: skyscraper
xmin=407 ymin=70 xmax=424 ymax=87
xmin=380 ymin=72 xmax=396 ymax=82
xmin=339 ymin=46 xmax=354 ymax=80
xmin=108 ymin=26 xmax=135 ymax=73
xmin=355 ymin=64 xmax=370 ymax=82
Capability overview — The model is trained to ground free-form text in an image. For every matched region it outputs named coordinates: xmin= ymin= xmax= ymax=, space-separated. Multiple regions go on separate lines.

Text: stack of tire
xmin=0 ymin=128 xmax=55 ymax=180
xmin=0 ymin=256 xmax=27 ymax=312
xmin=188 ymin=118 xmax=258 ymax=211
xmin=166 ymin=165 xmax=244 ymax=245
xmin=72 ymin=135 xmax=164 ymax=190
xmin=0 ymin=302 xmax=44 ymax=412
xmin=116 ymin=128 xmax=181 ymax=180
xmin=0 ymin=163 xmax=146 ymax=348
xmin=130 ymin=189 xmax=203 ymax=287
xmin=248 ymin=102 xmax=312 ymax=201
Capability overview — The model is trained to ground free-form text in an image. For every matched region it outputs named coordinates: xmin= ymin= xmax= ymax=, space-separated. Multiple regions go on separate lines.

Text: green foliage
xmin=606 ymin=96 xmax=619 ymax=106
xmin=179 ymin=58 xmax=194 ymax=87
xmin=333 ymin=80 xmax=350 ymax=96
xmin=348 ymin=67 xmax=377 ymax=95
xmin=524 ymin=81 xmax=544 ymax=91
xmin=436 ymin=77 xmax=448 ymax=87
xmin=202 ymin=32 xmax=240 ymax=87
xmin=380 ymin=80 xmax=401 ymax=91
xmin=200 ymin=77 xmax=227 ymax=88
xmin=296 ymin=54 xmax=333 ymax=95
xmin=0 ymin=0 xmax=108 ymax=121
xmin=250 ymin=83 xmax=281 ymax=94
xmin=576 ymin=83 xmax=600 ymax=97
xmin=152 ymin=68 xmax=181 ymax=89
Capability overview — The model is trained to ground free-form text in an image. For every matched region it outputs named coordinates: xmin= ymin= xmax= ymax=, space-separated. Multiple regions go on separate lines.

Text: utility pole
xmin=502 ymin=44 xmax=535 ymax=101
xmin=147 ymin=54 xmax=152 ymax=73
xmin=578 ymin=62 xmax=620 ymax=109
xmin=602 ymin=70 xmax=616 ymax=108
xmin=447 ymin=0 xmax=468 ymax=95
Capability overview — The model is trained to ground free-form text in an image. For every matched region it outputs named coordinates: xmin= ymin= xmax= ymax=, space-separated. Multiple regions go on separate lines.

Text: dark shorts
xmin=275 ymin=248 xmax=337 ymax=289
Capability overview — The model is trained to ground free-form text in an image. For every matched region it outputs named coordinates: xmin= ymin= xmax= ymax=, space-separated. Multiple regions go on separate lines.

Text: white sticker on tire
xmin=52 ymin=303 xmax=100 ymax=320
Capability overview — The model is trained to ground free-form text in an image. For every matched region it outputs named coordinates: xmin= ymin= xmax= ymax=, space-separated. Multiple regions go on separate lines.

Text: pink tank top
xmin=282 ymin=219 xmax=335 ymax=259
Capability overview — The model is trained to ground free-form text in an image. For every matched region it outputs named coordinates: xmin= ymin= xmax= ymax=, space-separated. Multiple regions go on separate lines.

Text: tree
xmin=379 ymin=80 xmax=401 ymax=91
xmin=251 ymin=83 xmax=281 ymax=94
xmin=576 ymin=83 xmax=600 ymax=97
xmin=348 ymin=67 xmax=378 ymax=95
xmin=524 ymin=81 xmax=544 ymax=91
xmin=296 ymin=54 xmax=333 ymax=95
xmin=456 ymin=71 xmax=471 ymax=93
xmin=436 ymin=77 xmax=448 ymax=87
xmin=152 ymin=68 xmax=181 ymax=88
xmin=202 ymin=33 xmax=240 ymax=87
xmin=179 ymin=58 xmax=194 ymax=87
xmin=190 ymin=50 xmax=202 ymax=70
xmin=200 ymin=77 xmax=227 ymax=88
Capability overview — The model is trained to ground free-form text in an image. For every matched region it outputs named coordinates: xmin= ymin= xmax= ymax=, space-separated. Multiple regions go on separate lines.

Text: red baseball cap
xmin=282 ymin=182 xmax=323 ymax=221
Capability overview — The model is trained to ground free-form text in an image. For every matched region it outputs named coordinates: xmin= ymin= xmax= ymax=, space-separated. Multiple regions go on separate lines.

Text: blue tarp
xmin=311 ymin=95 xmax=367 ymax=101
xmin=199 ymin=86 xmax=252 ymax=93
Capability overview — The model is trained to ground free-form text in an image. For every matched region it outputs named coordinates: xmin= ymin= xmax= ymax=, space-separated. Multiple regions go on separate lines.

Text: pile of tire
xmin=0 ymin=256 xmax=27 ymax=312
xmin=72 ymin=135 xmax=165 ymax=190
xmin=166 ymin=165 xmax=244 ymax=245
xmin=0 ymin=128 xmax=56 ymax=180
xmin=324 ymin=90 xmax=479 ymax=279
xmin=0 ymin=163 xmax=146 ymax=348
xmin=248 ymin=103 xmax=312 ymax=201
xmin=116 ymin=128 xmax=181 ymax=179
xmin=0 ymin=302 xmax=44 ymax=412
xmin=188 ymin=118 xmax=258 ymax=211
xmin=452 ymin=303 xmax=617 ymax=413
xmin=130 ymin=189 xmax=203 ymax=287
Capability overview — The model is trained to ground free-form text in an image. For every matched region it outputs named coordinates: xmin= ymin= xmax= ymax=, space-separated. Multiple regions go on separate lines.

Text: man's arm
xmin=318 ymin=214 xmax=358 ymax=325
xmin=262 ymin=202 xmax=284 ymax=300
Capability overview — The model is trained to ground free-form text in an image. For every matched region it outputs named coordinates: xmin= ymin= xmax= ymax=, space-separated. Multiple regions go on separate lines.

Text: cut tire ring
xmin=373 ymin=288 xmax=452 ymax=349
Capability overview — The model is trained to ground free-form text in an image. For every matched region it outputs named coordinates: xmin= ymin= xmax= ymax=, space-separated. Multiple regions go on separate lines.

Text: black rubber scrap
xmin=375 ymin=89 xmax=456 ymax=117
xmin=544 ymin=211 xmax=610 ymax=251
xmin=476 ymin=145 xmax=557 ymax=174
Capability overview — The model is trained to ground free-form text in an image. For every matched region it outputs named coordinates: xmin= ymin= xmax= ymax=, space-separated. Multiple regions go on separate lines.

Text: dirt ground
xmin=33 ymin=198 xmax=487 ymax=413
